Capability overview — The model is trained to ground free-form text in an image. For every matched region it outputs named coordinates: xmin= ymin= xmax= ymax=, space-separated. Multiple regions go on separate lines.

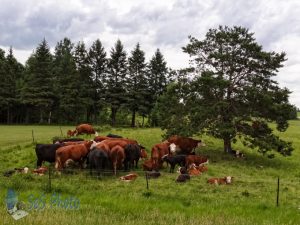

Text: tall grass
xmin=0 ymin=123 xmax=300 ymax=225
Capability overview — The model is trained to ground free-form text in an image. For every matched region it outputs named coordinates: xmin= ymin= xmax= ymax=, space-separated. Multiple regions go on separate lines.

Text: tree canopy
xmin=158 ymin=26 xmax=294 ymax=156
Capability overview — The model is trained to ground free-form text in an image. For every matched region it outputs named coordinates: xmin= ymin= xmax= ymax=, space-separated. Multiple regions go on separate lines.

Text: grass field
xmin=0 ymin=123 xmax=300 ymax=225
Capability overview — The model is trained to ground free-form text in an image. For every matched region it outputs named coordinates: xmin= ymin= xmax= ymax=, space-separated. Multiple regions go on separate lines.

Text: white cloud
xmin=0 ymin=0 xmax=300 ymax=107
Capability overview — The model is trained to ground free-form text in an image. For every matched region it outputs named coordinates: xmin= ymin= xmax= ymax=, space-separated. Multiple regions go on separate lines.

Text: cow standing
xmin=35 ymin=143 xmax=64 ymax=167
xmin=167 ymin=135 xmax=205 ymax=154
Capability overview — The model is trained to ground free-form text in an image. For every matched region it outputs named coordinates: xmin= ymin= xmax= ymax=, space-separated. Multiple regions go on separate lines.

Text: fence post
xmin=276 ymin=177 xmax=280 ymax=207
xmin=48 ymin=167 xmax=52 ymax=192
xmin=32 ymin=130 xmax=35 ymax=143
xmin=145 ymin=172 xmax=149 ymax=190
xmin=59 ymin=126 xmax=63 ymax=137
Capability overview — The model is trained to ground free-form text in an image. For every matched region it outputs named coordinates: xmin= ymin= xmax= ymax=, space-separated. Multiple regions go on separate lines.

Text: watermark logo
xmin=5 ymin=189 xmax=28 ymax=220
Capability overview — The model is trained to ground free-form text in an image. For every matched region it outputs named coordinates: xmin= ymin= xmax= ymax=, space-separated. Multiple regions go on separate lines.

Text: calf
xmin=161 ymin=154 xmax=186 ymax=173
xmin=32 ymin=166 xmax=48 ymax=176
xmin=75 ymin=124 xmax=97 ymax=136
xmin=35 ymin=143 xmax=64 ymax=167
xmin=110 ymin=145 xmax=125 ymax=175
xmin=119 ymin=173 xmax=138 ymax=182
xmin=124 ymin=144 xmax=145 ymax=171
xmin=88 ymin=148 xmax=109 ymax=177
xmin=176 ymin=167 xmax=190 ymax=183
xmin=142 ymin=159 xmax=154 ymax=171
xmin=185 ymin=155 xmax=208 ymax=168
xmin=207 ymin=176 xmax=233 ymax=185
xmin=151 ymin=141 xmax=171 ymax=169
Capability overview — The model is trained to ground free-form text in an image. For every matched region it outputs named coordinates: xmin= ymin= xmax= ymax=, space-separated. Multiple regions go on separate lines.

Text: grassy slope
xmin=0 ymin=123 xmax=300 ymax=225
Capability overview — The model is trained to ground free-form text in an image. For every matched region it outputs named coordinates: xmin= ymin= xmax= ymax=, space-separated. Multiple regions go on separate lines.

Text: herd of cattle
xmin=31 ymin=124 xmax=234 ymax=184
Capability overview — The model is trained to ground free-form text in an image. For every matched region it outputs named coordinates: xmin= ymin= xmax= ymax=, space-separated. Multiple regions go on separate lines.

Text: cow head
xmin=225 ymin=176 xmax=233 ymax=184
xmin=169 ymin=143 xmax=177 ymax=153
xmin=140 ymin=149 xmax=148 ymax=159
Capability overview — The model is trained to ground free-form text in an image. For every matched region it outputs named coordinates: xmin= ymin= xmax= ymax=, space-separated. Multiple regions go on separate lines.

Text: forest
xmin=0 ymin=38 xmax=172 ymax=126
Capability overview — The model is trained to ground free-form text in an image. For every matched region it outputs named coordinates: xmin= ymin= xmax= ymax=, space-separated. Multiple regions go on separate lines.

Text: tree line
xmin=0 ymin=38 xmax=173 ymax=126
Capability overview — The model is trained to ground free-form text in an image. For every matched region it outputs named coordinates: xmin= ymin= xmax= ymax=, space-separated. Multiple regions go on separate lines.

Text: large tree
xmin=127 ymin=43 xmax=148 ymax=127
xmin=160 ymin=26 xmax=294 ymax=156
xmin=88 ymin=39 xmax=108 ymax=123
xmin=21 ymin=39 xmax=54 ymax=123
xmin=106 ymin=40 xmax=127 ymax=126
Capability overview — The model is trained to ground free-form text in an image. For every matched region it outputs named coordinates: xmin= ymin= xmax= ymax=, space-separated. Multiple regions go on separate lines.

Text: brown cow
xmin=67 ymin=130 xmax=77 ymax=137
xmin=185 ymin=155 xmax=208 ymax=168
xmin=167 ymin=135 xmax=205 ymax=154
xmin=94 ymin=136 xmax=112 ymax=142
xmin=151 ymin=141 xmax=171 ymax=169
xmin=75 ymin=124 xmax=97 ymax=136
xmin=142 ymin=159 xmax=154 ymax=171
xmin=110 ymin=145 xmax=125 ymax=175
xmin=119 ymin=173 xmax=138 ymax=182
xmin=207 ymin=176 xmax=233 ymax=185
xmin=55 ymin=141 xmax=93 ymax=170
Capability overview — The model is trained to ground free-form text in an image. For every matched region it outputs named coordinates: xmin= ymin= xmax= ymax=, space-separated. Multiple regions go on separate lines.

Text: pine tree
xmin=5 ymin=47 xmax=24 ymax=123
xmin=0 ymin=48 xmax=9 ymax=122
xmin=88 ymin=39 xmax=108 ymax=124
xmin=74 ymin=41 xmax=93 ymax=122
xmin=53 ymin=38 xmax=83 ymax=123
xmin=148 ymin=49 xmax=168 ymax=126
xmin=21 ymin=39 xmax=54 ymax=123
xmin=127 ymin=43 xmax=148 ymax=127
xmin=106 ymin=40 xmax=127 ymax=126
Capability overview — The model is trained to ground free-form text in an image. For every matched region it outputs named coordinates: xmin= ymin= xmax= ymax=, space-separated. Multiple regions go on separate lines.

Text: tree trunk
xmin=48 ymin=111 xmax=52 ymax=124
xmin=39 ymin=109 xmax=44 ymax=124
xmin=223 ymin=138 xmax=232 ymax=153
xmin=7 ymin=108 xmax=10 ymax=124
xmin=111 ymin=108 xmax=117 ymax=127
xmin=131 ymin=110 xmax=136 ymax=127
xmin=142 ymin=116 xmax=145 ymax=127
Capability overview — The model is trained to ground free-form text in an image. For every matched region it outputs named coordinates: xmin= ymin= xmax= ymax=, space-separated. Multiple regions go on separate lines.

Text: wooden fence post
xmin=276 ymin=177 xmax=280 ymax=207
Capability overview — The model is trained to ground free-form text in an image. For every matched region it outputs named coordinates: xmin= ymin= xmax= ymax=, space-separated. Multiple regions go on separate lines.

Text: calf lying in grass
xmin=207 ymin=176 xmax=233 ymax=185
xmin=176 ymin=167 xmax=190 ymax=183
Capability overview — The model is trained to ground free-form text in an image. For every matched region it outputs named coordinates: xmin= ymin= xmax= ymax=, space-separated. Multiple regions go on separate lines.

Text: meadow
xmin=0 ymin=122 xmax=300 ymax=225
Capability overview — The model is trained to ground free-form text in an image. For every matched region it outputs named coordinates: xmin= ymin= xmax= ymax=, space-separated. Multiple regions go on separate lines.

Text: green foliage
xmin=159 ymin=26 xmax=294 ymax=156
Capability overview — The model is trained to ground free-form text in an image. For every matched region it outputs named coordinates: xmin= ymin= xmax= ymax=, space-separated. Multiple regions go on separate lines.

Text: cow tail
xmin=55 ymin=156 xmax=61 ymax=169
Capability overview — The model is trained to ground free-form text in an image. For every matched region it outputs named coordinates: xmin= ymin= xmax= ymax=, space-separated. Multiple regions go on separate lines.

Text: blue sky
xmin=1 ymin=0 xmax=299 ymax=107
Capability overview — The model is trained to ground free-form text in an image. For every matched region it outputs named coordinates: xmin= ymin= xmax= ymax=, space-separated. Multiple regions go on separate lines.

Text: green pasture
xmin=0 ymin=123 xmax=300 ymax=225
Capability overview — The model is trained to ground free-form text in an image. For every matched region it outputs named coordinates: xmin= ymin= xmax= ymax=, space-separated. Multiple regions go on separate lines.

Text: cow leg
xmin=36 ymin=159 xmax=43 ymax=168
xmin=135 ymin=159 xmax=139 ymax=169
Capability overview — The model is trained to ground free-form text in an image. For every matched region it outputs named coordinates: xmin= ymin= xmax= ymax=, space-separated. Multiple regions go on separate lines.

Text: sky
xmin=0 ymin=0 xmax=299 ymax=107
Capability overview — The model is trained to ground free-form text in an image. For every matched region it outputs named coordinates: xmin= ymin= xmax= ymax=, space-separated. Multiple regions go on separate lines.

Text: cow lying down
xmin=207 ymin=176 xmax=233 ymax=185
xmin=119 ymin=173 xmax=138 ymax=182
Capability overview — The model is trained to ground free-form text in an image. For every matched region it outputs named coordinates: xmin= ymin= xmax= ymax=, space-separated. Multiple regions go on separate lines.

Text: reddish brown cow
xmin=207 ymin=176 xmax=233 ymax=185
xmin=167 ymin=135 xmax=205 ymax=154
xmin=142 ymin=159 xmax=154 ymax=171
xmin=140 ymin=149 xmax=148 ymax=159
xmin=110 ymin=145 xmax=125 ymax=175
xmin=55 ymin=141 xmax=93 ymax=170
xmin=185 ymin=155 xmax=208 ymax=168
xmin=151 ymin=141 xmax=171 ymax=169
xmin=67 ymin=130 xmax=77 ymax=137
xmin=75 ymin=124 xmax=96 ymax=136
xmin=119 ymin=173 xmax=138 ymax=181
xmin=94 ymin=136 xmax=112 ymax=142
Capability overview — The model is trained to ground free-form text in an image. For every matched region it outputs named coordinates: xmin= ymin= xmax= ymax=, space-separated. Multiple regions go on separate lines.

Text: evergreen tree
xmin=88 ymin=39 xmax=108 ymax=123
xmin=148 ymin=49 xmax=168 ymax=126
xmin=106 ymin=40 xmax=127 ymax=126
xmin=74 ymin=41 xmax=93 ymax=122
xmin=21 ymin=39 xmax=54 ymax=123
xmin=127 ymin=43 xmax=148 ymax=127
xmin=5 ymin=47 xmax=25 ymax=123
xmin=53 ymin=38 xmax=83 ymax=123
xmin=0 ymin=48 xmax=9 ymax=122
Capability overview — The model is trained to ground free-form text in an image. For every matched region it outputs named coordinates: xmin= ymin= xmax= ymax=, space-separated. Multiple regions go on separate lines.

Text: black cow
xmin=35 ymin=144 xmax=64 ymax=167
xmin=161 ymin=154 xmax=186 ymax=173
xmin=106 ymin=133 xmax=123 ymax=138
xmin=88 ymin=148 xmax=109 ymax=177
xmin=124 ymin=144 xmax=142 ymax=171
xmin=52 ymin=138 xmax=84 ymax=144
